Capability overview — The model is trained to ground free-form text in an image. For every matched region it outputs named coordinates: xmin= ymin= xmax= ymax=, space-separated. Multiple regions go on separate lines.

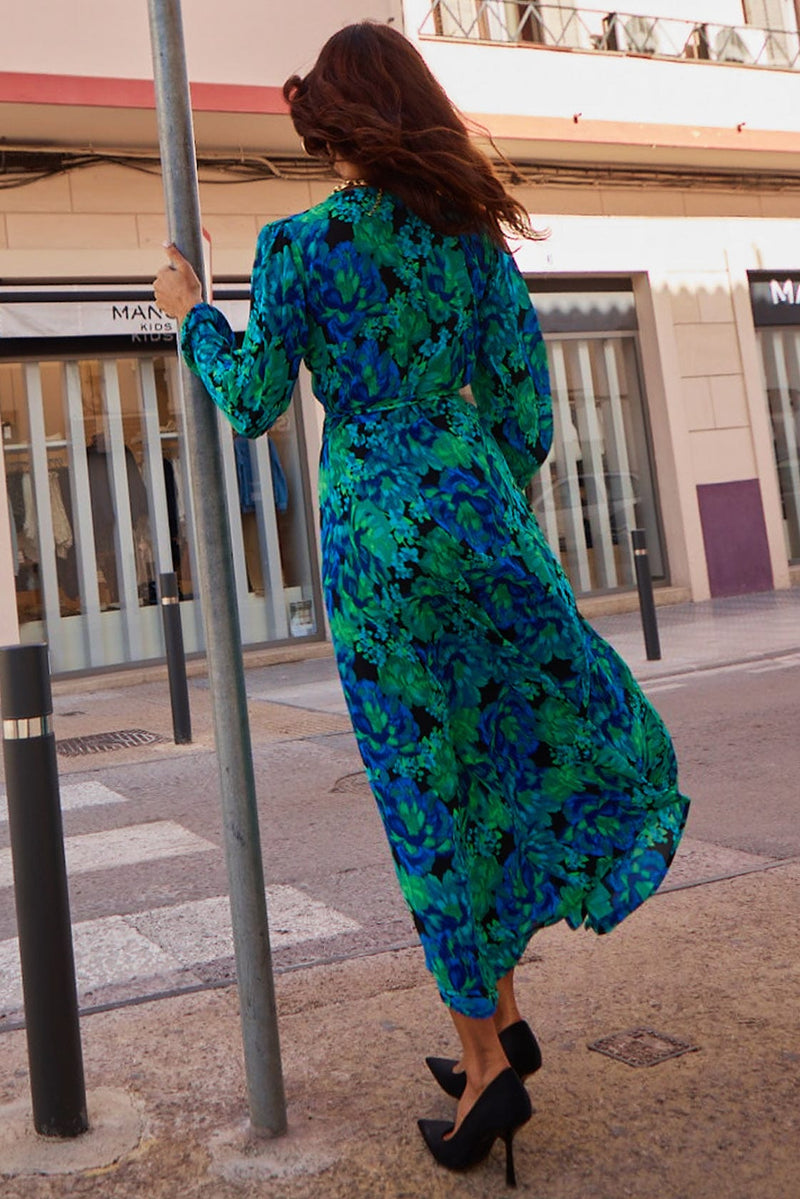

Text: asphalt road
xmin=646 ymin=657 xmax=800 ymax=860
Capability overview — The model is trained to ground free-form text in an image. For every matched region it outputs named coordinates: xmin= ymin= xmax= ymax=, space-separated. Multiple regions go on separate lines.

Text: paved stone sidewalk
xmin=1 ymin=860 xmax=797 ymax=1198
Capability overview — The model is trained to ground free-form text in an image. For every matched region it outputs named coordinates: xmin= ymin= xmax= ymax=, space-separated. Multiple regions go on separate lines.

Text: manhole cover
xmin=330 ymin=771 xmax=371 ymax=794
xmin=57 ymin=729 xmax=169 ymax=757
xmin=587 ymin=1028 xmax=699 ymax=1067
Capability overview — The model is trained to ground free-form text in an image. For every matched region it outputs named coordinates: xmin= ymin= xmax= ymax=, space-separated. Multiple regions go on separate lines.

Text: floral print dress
xmin=181 ymin=185 xmax=689 ymax=1018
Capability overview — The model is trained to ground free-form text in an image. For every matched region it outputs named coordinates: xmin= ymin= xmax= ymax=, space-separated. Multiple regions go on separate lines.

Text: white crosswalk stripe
xmin=0 ymin=779 xmax=129 ymax=824
xmin=0 ymin=821 xmax=216 ymax=890
xmin=128 ymin=888 xmax=360 ymax=963
xmin=0 ymin=917 xmax=191 ymax=1014
xmin=0 ymin=886 xmax=361 ymax=1016
xmin=0 ymin=775 xmax=364 ymax=1018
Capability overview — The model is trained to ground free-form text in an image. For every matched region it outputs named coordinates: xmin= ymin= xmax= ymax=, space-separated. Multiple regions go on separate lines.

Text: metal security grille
xmin=757 ymin=327 xmax=800 ymax=562
xmin=587 ymin=1027 xmax=699 ymax=1066
xmin=57 ymin=729 xmax=168 ymax=756
xmin=528 ymin=333 xmax=664 ymax=594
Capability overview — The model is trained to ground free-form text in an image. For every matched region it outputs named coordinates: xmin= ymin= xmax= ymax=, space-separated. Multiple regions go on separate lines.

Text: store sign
xmin=749 ymin=274 xmax=800 ymax=327
xmin=0 ymin=296 xmax=250 ymax=340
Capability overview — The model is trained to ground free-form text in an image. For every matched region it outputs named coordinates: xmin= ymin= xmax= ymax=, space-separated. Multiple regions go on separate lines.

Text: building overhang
xmin=0 ymin=71 xmax=300 ymax=155
xmin=3 ymin=71 xmax=800 ymax=180
xmin=474 ymin=112 xmax=800 ymax=177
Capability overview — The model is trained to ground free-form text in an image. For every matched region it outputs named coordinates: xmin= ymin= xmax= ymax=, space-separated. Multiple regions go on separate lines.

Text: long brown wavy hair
xmin=283 ymin=22 xmax=544 ymax=246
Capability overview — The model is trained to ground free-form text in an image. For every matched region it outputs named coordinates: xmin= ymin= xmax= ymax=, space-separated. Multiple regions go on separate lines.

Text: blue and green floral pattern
xmin=181 ymin=186 xmax=689 ymax=1017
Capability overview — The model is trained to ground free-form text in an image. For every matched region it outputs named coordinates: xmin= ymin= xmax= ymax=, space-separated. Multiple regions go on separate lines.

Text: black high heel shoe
xmin=426 ymin=1020 xmax=542 ymax=1100
xmin=418 ymin=1066 xmax=532 ymax=1186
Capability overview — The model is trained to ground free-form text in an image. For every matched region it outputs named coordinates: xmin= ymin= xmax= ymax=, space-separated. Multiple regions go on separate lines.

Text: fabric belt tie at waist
xmin=325 ymin=391 xmax=466 ymax=423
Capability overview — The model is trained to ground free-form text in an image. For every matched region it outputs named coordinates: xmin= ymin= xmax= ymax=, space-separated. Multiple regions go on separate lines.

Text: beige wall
xmin=1 ymin=1 xmax=403 ymax=85
xmin=0 ymin=165 xmax=321 ymax=281
xmin=0 ymin=167 xmax=796 ymax=604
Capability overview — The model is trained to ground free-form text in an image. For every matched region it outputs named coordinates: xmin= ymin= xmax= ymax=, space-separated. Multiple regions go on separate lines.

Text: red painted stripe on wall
xmin=0 ymin=72 xmax=288 ymax=114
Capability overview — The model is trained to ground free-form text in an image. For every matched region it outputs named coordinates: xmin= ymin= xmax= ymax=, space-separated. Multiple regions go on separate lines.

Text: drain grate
xmin=587 ymin=1028 xmax=699 ymax=1067
xmin=57 ymin=729 xmax=169 ymax=757
xmin=330 ymin=771 xmax=371 ymax=794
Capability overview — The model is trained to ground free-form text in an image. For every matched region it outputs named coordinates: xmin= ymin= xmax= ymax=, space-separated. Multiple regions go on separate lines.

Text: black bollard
xmin=631 ymin=529 xmax=662 ymax=661
xmin=0 ymin=643 xmax=88 ymax=1138
xmin=160 ymin=572 xmax=192 ymax=744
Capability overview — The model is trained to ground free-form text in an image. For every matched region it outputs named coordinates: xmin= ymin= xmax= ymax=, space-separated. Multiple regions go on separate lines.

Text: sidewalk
xmin=589 ymin=586 xmax=800 ymax=681
xmin=2 ymin=864 xmax=797 ymax=1198
xmin=1 ymin=589 xmax=799 ymax=1197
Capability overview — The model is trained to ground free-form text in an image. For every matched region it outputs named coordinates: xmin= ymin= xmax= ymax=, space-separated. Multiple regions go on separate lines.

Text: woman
xmin=154 ymin=21 xmax=689 ymax=1186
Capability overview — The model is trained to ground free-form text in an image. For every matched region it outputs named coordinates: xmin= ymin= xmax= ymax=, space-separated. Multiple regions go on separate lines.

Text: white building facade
xmin=1 ymin=0 xmax=798 ymax=674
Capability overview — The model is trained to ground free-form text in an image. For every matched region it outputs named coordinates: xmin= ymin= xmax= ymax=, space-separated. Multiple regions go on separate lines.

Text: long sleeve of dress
xmin=180 ymin=221 xmax=309 ymax=439
xmin=470 ymin=244 xmax=553 ymax=490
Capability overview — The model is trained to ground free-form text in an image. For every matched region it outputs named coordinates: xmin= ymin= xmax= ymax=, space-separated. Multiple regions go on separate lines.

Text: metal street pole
xmin=146 ymin=0 xmax=286 ymax=1135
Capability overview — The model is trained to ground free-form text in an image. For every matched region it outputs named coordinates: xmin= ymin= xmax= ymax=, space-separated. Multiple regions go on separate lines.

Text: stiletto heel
xmin=426 ymin=1020 xmax=542 ymax=1099
xmin=503 ymin=1129 xmax=516 ymax=1187
xmin=418 ymin=1067 xmax=532 ymax=1185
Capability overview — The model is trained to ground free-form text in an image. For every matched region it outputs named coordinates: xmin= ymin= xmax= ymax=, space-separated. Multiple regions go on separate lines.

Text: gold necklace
xmin=333 ymin=179 xmax=384 ymax=215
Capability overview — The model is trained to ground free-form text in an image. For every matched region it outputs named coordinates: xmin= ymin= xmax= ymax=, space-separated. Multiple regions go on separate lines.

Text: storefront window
xmin=527 ymin=282 xmax=665 ymax=594
xmin=0 ymin=286 xmax=321 ymax=674
xmin=749 ymin=272 xmax=800 ymax=564
xmin=756 ymin=327 xmax=800 ymax=561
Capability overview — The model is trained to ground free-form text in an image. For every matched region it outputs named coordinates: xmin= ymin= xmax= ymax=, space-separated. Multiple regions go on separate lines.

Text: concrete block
xmin=669 ymin=274 xmax=733 ymax=324
xmin=0 ymin=173 xmax=72 ymax=214
xmin=68 ymin=164 xmax=166 ymax=214
xmin=683 ymin=377 xmax=715 ymax=431
xmin=201 ymin=214 xmax=261 ymax=249
xmin=137 ymin=213 xmax=259 ymax=251
xmin=0 ymin=248 xmax=170 ymax=278
xmin=669 ymin=286 xmax=701 ymax=324
xmin=199 ymin=178 xmax=313 ymax=216
xmin=200 ymin=248 xmax=264 ymax=277
xmin=710 ymin=375 xmax=749 ymax=429
xmin=600 ymin=189 xmax=685 ymax=218
xmin=683 ymin=191 xmax=762 ymax=218
xmin=5 ymin=213 xmax=139 ymax=250
xmin=689 ymin=427 xmax=756 ymax=485
xmin=675 ymin=323 xmax=741 ymax=378
xmin=697 ymin=285 xmax=735 ymax=324
xmin=758 ymin=194 xmax=800 ymax=219
xmin=135 ymin=215 xmax=168 ymax=250
xmin=526 ymin=187 xmax=605 ymax=216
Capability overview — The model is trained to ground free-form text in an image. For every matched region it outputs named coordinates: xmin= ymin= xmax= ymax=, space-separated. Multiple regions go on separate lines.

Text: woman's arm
xmin=470 ymin=242 xmax=553 ymax=489
xmin=154 ymin=222 xmax=309 ymax=439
